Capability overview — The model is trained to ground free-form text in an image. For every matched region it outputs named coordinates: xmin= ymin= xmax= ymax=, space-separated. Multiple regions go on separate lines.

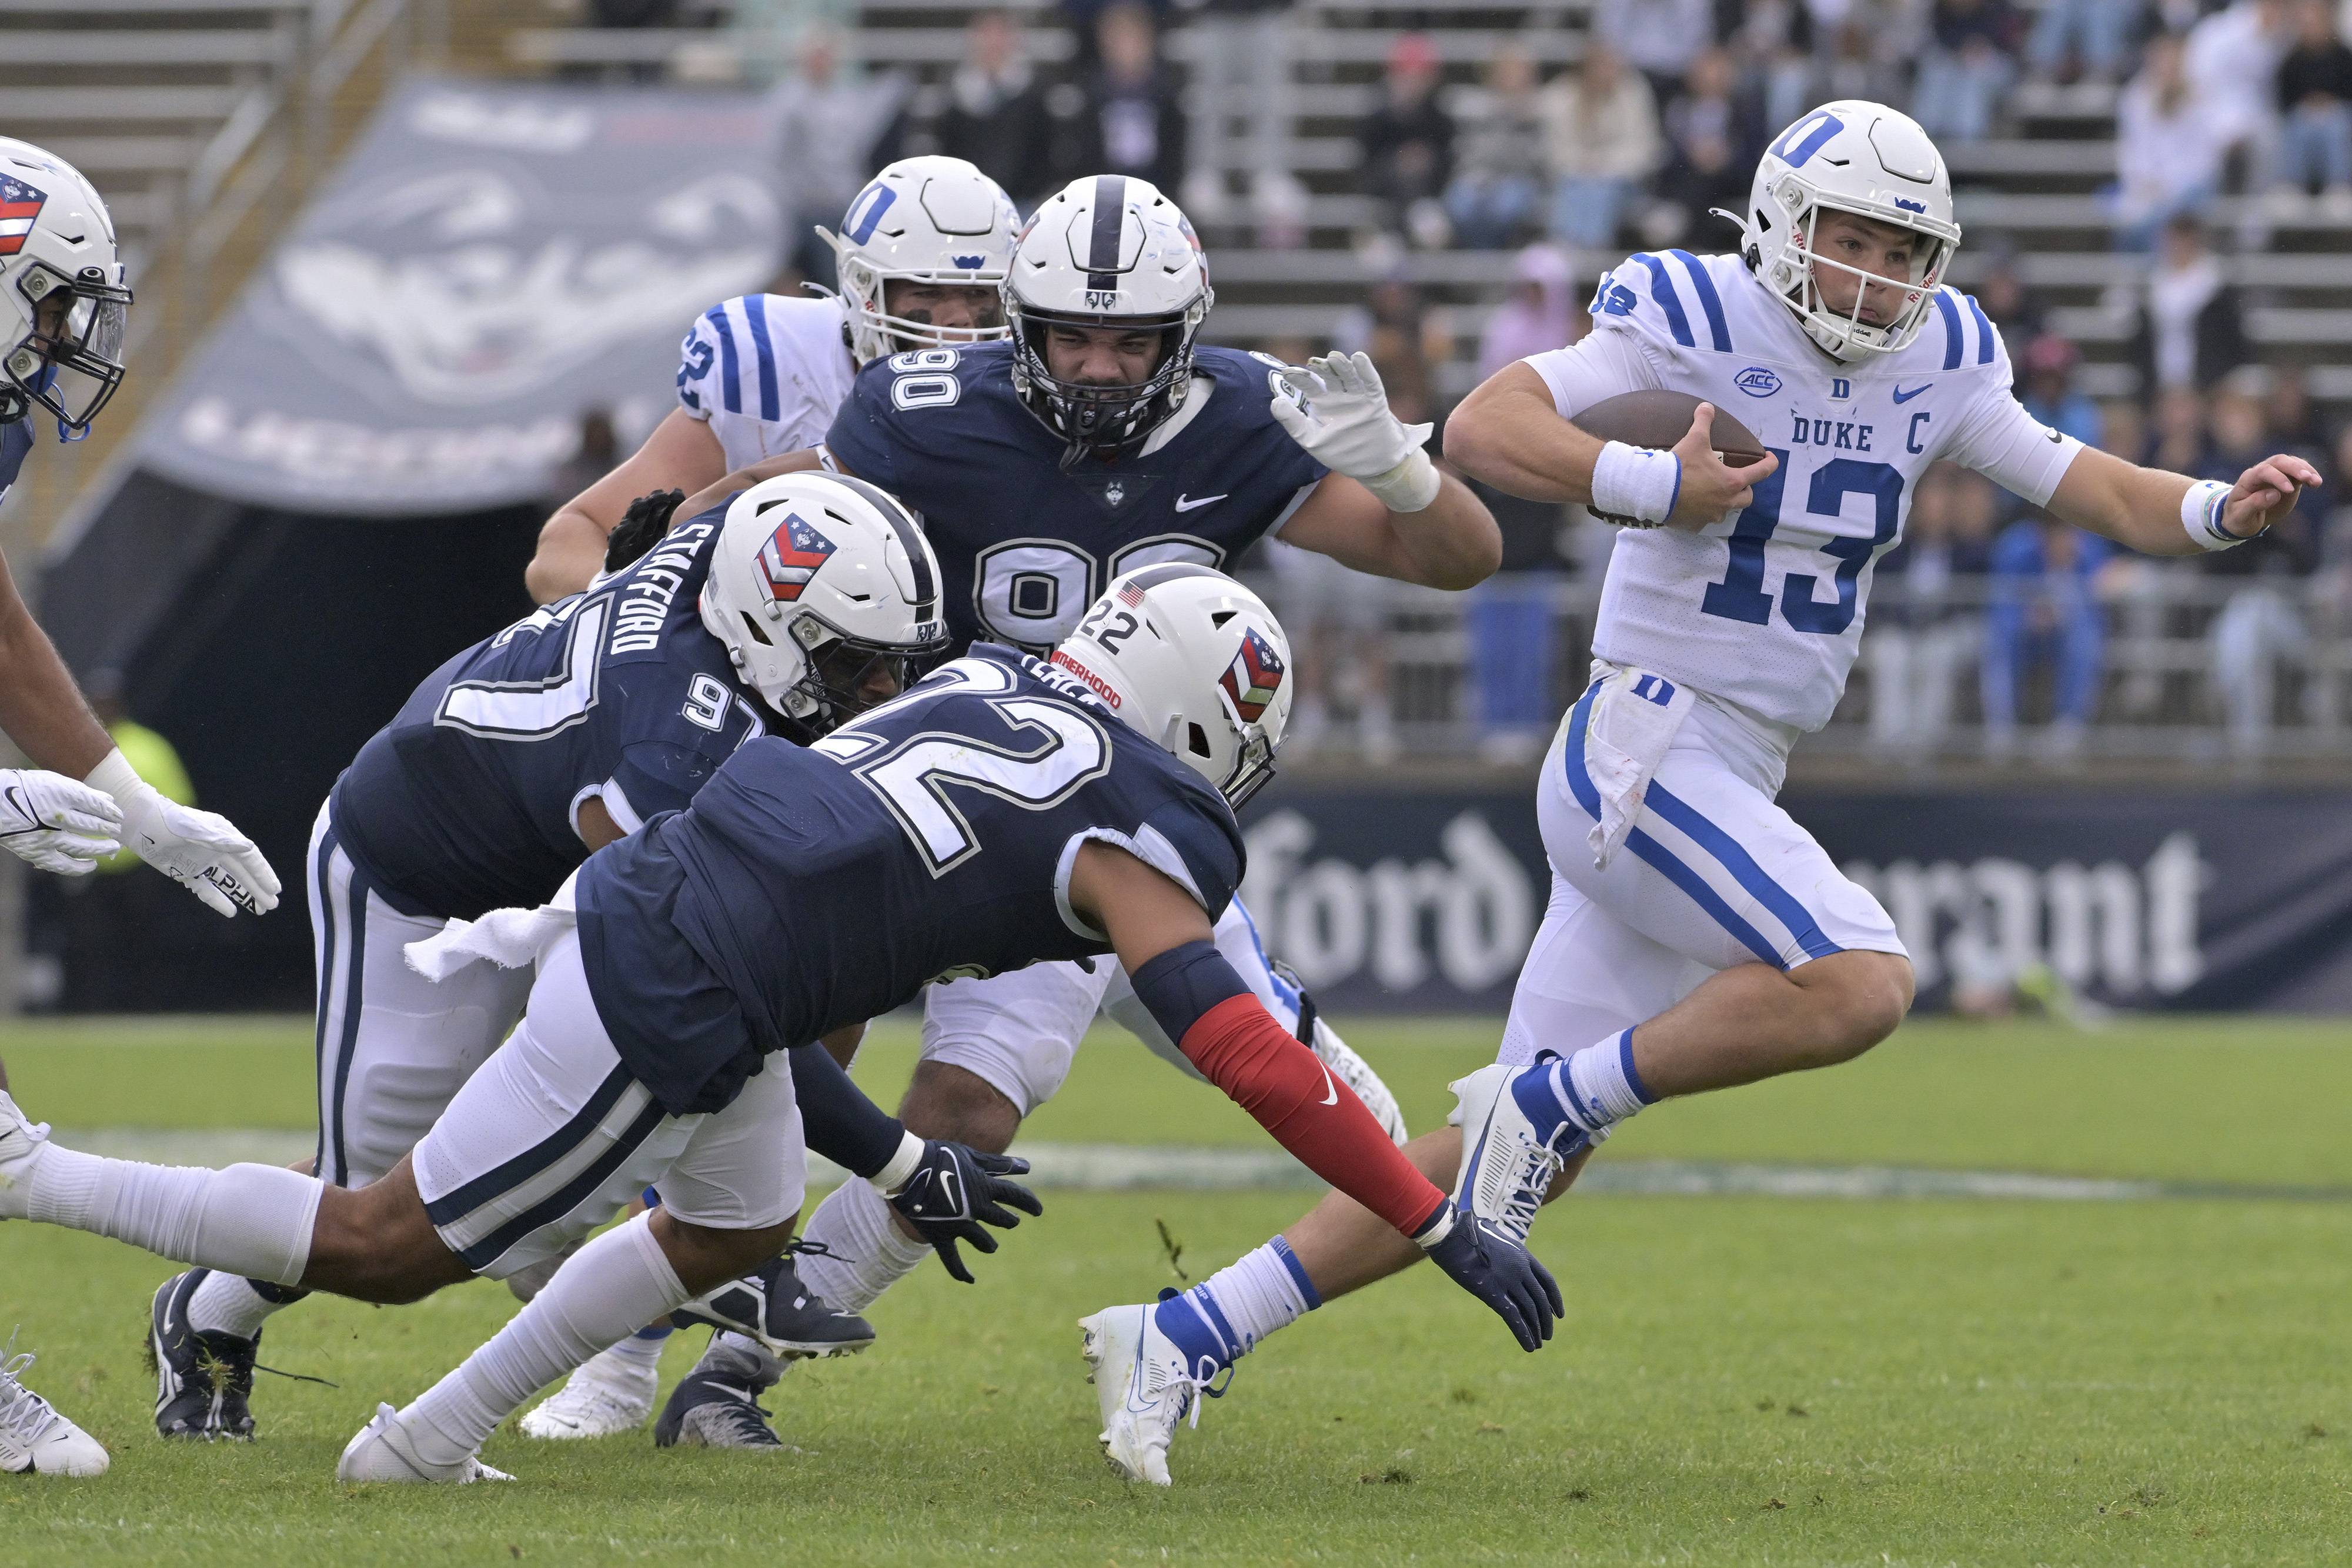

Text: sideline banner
xmin=1237 ymin=785 xmax=2352 ymax=1014
xmin=133 ymin=79 xmax=784 ymax=516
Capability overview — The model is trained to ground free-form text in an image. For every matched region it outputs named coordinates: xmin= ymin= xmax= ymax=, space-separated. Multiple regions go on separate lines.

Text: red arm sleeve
xmin=1178 ymin=994 xmax=1446 ymax=1236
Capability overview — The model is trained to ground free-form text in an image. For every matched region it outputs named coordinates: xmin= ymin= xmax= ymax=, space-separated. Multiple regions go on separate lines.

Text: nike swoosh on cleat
xmin=1174 ymin=493 xmax=1227 ymax=512
xmin=1892 ymin=383 xmax=1932 ymax=404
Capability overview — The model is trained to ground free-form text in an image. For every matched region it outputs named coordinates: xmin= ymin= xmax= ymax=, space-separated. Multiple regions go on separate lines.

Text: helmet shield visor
xmin=6 ymin=263 xmax=130 ymax=429
xmin=1221 ymin=729 xmax=1278 ymax=810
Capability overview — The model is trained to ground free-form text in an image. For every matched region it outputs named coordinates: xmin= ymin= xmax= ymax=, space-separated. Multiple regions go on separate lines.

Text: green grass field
xmin=2 ymin=1014 xmax=2350 ymax=1565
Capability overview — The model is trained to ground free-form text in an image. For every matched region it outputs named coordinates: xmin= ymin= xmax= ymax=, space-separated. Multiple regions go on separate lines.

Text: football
xmin=1569 ymin=389 xmax=1770 ymax=466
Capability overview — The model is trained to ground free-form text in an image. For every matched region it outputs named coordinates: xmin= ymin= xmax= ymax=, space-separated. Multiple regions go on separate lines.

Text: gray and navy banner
xmin=1237 ymin=784 xmax=2352 ymax=1014
xmin=129 ymin=79 xmax=784 ymax=516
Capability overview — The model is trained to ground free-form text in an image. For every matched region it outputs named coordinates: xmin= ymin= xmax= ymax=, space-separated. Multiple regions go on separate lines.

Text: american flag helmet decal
xmin=1218 ymin=627 xmax=1285 ymax=723
xmin=756 ymin=510 xmax=837 ymax=604
xmin=0 ymin=174 xmax=47 ymax=258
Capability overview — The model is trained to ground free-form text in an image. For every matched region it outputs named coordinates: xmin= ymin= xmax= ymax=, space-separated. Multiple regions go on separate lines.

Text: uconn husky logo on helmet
xmin=1219 ymin=629 xmax=1285 ymax=723
xmin=757 ymin=511 xmax=837 ymax=605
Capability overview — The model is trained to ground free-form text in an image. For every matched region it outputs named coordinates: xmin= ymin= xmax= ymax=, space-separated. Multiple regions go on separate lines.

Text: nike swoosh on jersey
xmin=1174 ymin=493 xmax=1228 ymax=512
xmin=1892 ymin=383 xmax=1933 ymax=404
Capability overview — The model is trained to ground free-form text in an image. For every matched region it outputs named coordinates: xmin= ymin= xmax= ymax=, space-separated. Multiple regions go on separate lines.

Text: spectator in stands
xmin=2266 ymin=362 xmax=2329 ymax=453
xmin=1983 ymin=513 xmax=2114 ymax=761
xmin=1057 ymin=0 xmax=1170 ymax=68
xmin=1444 ymin=42 xmax=1547 ymax=251
xmin=1866 ymin=463 xmax=1995 ymax=761
xmin=547 ymin=407 xmax=619 ymax=513
xmin=1048 ymin=3 xmax=1186 ymax=194
xmin=768 ymin=27 xmax=896 ymax=289
xmin=577 ymin=0 xmax=677 ymax=83
xmin=1595 ymin=0 xmax=1715 ymax=104
xmin=2025 ymin=0 xmax=2136 ymax=84
xmin=2187 ymin=0 xmax=2294 ymax=193
xmin=2200 ymin=383 xmax=2324 ymax=759
xmin=1180 ymin=0 xmax=1307 ymax=244
xmin=1653 ymin=46 xmax=1758 ymax=246
xmin=1475 ymin=242 xmax=1581 ymax=380
xmin=2113 ymin=32 xmax=2223 ymax=250
xmin=2270 ymin=0 xmax=2352 ymax=216
xmin=2130 ymin=214 xmax=2247 ymax=394
xmin=1732 ymin=0 xmax=1820 ymax=136
xmin=2020 ymin=333 xmax=2104 ymax=450
xmin=1359 ymin=33 xmax=1456 ymax=250
xmin=881 ymin=9 xmax=1058 ymax=208
xmin=1820 ymin=1 xmax=1922 ymax=108
xmin=1972 ymin=241 xmax=2046 ymax=340
xmin=1913 ymin=0 xmax=2024 ymax=145
xmin=1539 ymin=40 xmax=1661 ymax=252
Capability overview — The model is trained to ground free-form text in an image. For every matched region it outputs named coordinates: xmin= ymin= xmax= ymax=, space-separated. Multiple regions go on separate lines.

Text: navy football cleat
xmin=670 ymin=1252 xmax=875 ymax=1360
xmin=149 ymin=1270 xmax=260 ymax=1440
xmin=653 ymin=1335 xmax=789 ymax=1450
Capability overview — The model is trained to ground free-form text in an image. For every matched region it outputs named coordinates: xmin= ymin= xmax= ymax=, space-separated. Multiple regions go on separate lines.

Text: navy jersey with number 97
xmin=574 ymin=646 xmax=1245 ymax=1114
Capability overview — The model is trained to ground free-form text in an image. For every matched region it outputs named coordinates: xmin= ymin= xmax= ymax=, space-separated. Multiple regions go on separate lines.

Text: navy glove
xmin=1421 ymin=1211 xmax=1562 ymax=1352
xmin=888 ymin=1142 xmax=1044 ymax=1284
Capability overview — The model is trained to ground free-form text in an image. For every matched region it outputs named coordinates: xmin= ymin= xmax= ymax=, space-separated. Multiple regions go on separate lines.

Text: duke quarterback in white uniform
xmin=1072 ymin=101 xmax=2322 ymax=1486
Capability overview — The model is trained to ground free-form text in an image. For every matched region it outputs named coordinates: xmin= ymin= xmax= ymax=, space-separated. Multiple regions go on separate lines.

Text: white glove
xmin=1268 ymin=351 xmax=1443 ymax=512
xmin=0 ymin=768 xmax=123 ymax=876
xmin=85 ymin=749 xmax=281 ymax=918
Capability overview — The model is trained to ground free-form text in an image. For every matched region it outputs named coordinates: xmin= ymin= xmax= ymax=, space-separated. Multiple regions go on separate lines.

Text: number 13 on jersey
xmin=1699 ymin=452 xmax=1903 ymax=636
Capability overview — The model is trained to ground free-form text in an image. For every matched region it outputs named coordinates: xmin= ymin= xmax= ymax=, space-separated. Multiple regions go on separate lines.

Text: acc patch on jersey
xmin=1219 ymin=629 xmax=1285 ymax=723
xmin=757 ymin=511 xmax=837 ymax=604
xmin=0 ymin=175 xmax=48 ymax=256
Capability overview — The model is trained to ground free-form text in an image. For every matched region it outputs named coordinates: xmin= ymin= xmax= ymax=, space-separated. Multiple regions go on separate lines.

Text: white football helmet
xmin=699 ymin=471 xmax=949 ymax=735
xmin=1722 ymin=101 xmax=1960 ymax=362
xmin=0 ymin=138 xmax=131 ymax=430
xmin=818 ymin=156 xmax=1021 ymax=365
xmin=1053 ymin=563 xmax=1289 ymax=810
xmin=1005 ymin=175 xmax=1212 ymax=467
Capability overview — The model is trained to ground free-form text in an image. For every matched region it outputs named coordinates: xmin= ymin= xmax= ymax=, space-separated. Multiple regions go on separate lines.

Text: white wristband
xmin=1360 ymin=447 xmax=1443 ymax=513
xmin=1411 ymin=1204 xmax=1456 ymax=1251
xmin=2181 ymin=480 xmax=2243 ymax=550
xmin=868 ymin=1129 xmax=925 ymax=1195
xmin=83 ymin=747 xmax=146 ymax=805
xmin=1588 ymin=440 xmax=1681 ymax=527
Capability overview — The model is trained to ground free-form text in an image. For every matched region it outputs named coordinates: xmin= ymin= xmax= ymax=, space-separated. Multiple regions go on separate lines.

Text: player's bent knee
xmin=1796 ymin=950 xmax=1914 ymax=1064
xmin=653 ymin=1212 xmax=802 ymax=1293
xmin=302 ymin=1181 xmax=469 ymax=1305
xmin=898 ymin=1060 xmax=1022 ymax=1152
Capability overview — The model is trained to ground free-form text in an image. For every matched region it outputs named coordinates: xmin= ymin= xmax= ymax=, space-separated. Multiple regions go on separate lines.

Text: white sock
xmin=796 ymin=1178 xmax=932 ymax=1313
xmin=603 ymin=1326 xmax=670 ymax=1372
xmin=186 ymin=1271 xmax=296 ymax=1340
xmin=1559 ymin=1028 xmax=1655 ymax=1129
xmin=1153 ymin=1238 xmax=1318 ymax=1372
xmin=405 ymin=1213 xmax=686 ymax=1466
xmin=25 ymin=1145 xmax=319 ymax=1286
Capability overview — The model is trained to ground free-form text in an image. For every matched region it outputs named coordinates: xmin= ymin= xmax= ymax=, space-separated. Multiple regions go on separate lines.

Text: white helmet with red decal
xmin=1053 ymin=563 xmax=1291 ymax=810
xmin=0 ymin=137 xmax=132 ymax=430
xmin=698 ymin=471 xmax=948 ymax=735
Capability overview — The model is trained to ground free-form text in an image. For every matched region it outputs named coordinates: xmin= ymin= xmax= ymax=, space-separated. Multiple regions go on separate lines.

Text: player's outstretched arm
xmin=527 ymin=410 xmax=731 ymax=604
xmin=1074 ymin=840 xmax=1560 ymax=1349
xmin=1445 ymin=363 xmax=1774 ymax=529
xmin=0 ymin=547 xmax=279 ymax=910
xmin=1267 ymin=351 xmax=1502 ymax=590
xmin=2044 ymin=443 xmax=2321 ymax=556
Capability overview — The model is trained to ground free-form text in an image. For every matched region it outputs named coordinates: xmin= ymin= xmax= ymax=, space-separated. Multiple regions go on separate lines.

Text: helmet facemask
xmin=777 ymin=610 xmax=947 ymax=735
xmin=1005 ymin=295 xmax=1205 ymax=470
xmin=1776 ymin=193 xmax=1952 ymax=359
xmin=825 ymin=244 xmax=1010 ymax=365
xmin=4 ymin=260 xmax=130 ymax=429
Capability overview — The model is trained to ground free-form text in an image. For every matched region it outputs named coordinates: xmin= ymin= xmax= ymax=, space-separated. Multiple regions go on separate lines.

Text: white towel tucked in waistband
xmin=404 ymin=872 xmax=580 ymax=981
xmin=1579 ymin=660 xmax=1695 ymax=872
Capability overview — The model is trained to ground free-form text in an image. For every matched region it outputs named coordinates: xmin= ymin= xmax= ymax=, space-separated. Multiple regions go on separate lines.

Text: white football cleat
xmin=338 ymin=1402 xmax=513 ymax=1484
xmin=1446 ymin=1060 xmax=1585 ymax=1245
xmin=1307 ymin=1017 xmax=1407 ymax=1145
xmin=518 ymin=1345 xmax=658 ymax=1440
xmin=0 ymin=1091 xmax=54 ymax=1221
xmin=1080 ymin=1302 xmax=1221 ymax=1487
xmin=0 ymin=1339 xmax=109 ymax=1476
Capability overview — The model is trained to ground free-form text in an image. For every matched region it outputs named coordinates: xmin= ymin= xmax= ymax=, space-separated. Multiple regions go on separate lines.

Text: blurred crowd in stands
xmin=550 ymin=0 xmax=2352 ymax=768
